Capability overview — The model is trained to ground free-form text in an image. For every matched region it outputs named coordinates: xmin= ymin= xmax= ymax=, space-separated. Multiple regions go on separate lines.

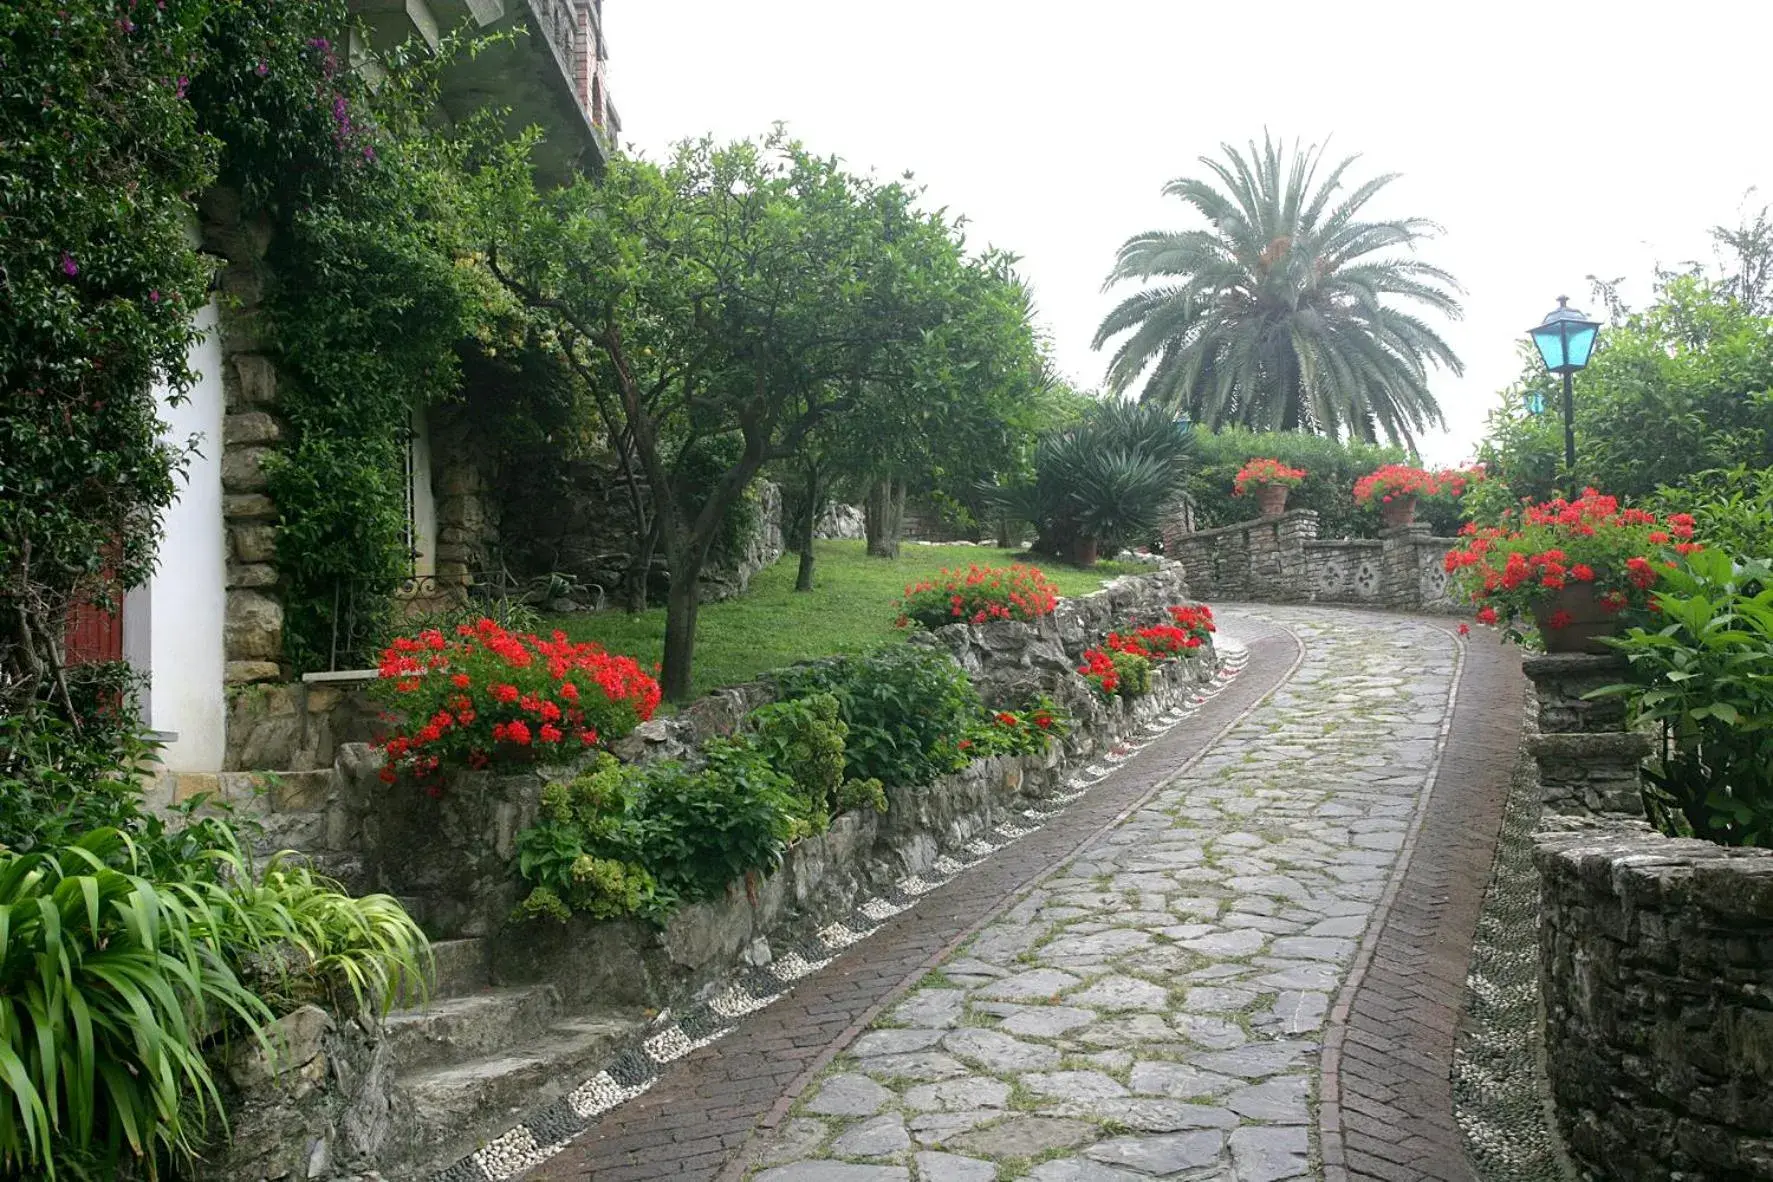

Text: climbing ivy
xmin=0 ymin=0 xmax=218 ymax=718
xmin=190 ymin=1 xmax=507 ymax=671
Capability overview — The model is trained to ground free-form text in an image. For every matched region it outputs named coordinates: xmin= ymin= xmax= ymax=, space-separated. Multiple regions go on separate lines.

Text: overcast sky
xmin=603 ymin=1 xmax=1773 ymax=464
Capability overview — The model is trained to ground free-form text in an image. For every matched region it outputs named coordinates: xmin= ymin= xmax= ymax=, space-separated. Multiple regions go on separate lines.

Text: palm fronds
xmin=1094 ymin=134 xmax=1464 ymax=448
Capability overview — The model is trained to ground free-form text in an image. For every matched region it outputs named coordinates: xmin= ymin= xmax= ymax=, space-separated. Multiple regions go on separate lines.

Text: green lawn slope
xmin=547 ymin=539 xmax=1135 ymax=700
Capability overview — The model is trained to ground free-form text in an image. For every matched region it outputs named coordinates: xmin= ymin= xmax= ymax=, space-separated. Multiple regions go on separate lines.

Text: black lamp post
xmin=1527 ymin=296 xmax=1602 ymax=480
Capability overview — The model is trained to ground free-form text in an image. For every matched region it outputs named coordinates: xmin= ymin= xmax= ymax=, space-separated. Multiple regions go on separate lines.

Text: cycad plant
xmin=1094 ymin=135 xmax=1463 ymax=447
xmin=990 ymin=400 xmax=1192 ymax=564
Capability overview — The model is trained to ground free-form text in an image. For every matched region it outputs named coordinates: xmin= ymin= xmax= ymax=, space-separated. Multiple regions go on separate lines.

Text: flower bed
xmin=896 ymin=563 xmax=1060 ymax=628
xmin=371 ymin=620 xmax=661 ymax=785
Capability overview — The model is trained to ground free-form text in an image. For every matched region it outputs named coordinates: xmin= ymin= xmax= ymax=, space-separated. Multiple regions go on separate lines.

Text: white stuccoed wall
xmin=125 ymin=298 xmax=228 ymax=771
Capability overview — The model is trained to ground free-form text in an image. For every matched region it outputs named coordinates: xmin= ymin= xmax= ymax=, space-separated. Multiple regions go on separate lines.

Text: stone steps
xmin=385 ymin=983 xmax=565 ymax=1072
xmin=396 ymin=1008 xmax=648 ymax=1177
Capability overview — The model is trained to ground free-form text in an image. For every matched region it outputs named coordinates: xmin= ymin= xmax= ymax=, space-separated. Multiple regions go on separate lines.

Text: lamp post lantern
xmin=1527 ymin=296 xmax=1601 ymax=481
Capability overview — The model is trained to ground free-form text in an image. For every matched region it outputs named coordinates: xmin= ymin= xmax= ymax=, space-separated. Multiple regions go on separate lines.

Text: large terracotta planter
xmin=1069 ymin=534 xmax=1100 ymax=567
xmin=1380 ymin=495 xmax=1419 ymax=529
xmin=1255 ymin=485 xmax=1290 ymax=518
xmin=1532 ymin=584 xmax=1620 ymax=654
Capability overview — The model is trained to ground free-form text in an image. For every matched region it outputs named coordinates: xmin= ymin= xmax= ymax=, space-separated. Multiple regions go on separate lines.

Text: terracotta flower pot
xmin=1531 ymin=584 xmax=1620 ymax=654
xmin=1069 ymin=534 xmax=1100 ymax=567
xmin=1380 ymin=495 xmax=1419 ymax=529
xmin=1255 ymin=485 xmax=1290 ymax=517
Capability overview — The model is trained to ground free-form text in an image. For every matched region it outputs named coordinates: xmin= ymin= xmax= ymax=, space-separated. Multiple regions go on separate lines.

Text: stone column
xmin=1377 ymin=521 xmax=1431 ymax=608
xmin=200 ymin=186 xmax=287 ymax=686
xmin=1520 ymin=653 xmax=1648 ymax=819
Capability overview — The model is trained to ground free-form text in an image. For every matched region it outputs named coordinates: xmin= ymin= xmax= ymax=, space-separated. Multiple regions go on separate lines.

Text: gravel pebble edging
xmin=429 ymin=643 xmax=1251 ymax=1182
xmin=1452 ymin=706 xmax=1572 ymax=1181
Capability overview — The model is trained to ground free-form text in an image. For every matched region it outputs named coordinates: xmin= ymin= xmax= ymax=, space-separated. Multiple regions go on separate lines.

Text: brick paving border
xmin=524 ymin=617 xmax=1302 ymax=1182
xmin=1318 ymin=626 xmax=1524 ymax=1182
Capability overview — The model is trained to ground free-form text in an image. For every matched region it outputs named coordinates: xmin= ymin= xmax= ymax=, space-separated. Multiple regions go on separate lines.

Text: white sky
xmin=603 ymin=1 xmax=1773 ymax=464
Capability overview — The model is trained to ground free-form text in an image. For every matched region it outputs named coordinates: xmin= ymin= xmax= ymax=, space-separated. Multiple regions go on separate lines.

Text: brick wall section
xmin=1534 ymin=826 xmax=1773 ymax=1179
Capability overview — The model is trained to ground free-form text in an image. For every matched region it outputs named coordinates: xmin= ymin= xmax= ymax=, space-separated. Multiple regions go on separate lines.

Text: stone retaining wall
xmin=1166 ymin=509 xmax=1459 ymax=612
xmin=1534 ymin=824 xmax=1773 ymax=1179
xmin=334 ymin=562 xmax=1202 ymax=943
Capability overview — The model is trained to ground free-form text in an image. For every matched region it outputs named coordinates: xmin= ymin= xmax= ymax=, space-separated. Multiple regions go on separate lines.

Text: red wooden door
xmin=64 ymin=595 xmax=123 ymax=664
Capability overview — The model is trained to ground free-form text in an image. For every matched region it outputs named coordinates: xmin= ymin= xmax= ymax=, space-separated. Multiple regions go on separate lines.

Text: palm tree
xmin=1093 ymin=136 xmax=1463 ymax=446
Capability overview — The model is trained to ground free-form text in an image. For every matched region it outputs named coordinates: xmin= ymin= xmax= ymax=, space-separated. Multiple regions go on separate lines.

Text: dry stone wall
xmin=1167 ymin=509 xmax=1459 ymax=612
xmin=1534 ymin=825 xmax=1773 ymax=1180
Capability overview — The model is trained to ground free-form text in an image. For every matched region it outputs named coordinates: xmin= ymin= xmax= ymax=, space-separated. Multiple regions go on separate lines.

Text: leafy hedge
xmin=0 ymin=0 xmax=217 ymax=718
xmin=1183 ymin=427 xmax=1447 ymax=538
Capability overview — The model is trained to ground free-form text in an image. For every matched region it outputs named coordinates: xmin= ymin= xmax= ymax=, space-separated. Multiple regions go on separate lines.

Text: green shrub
xmin=1185 ymin=427 xmax=1414 ymax=538
xmin=1647 ymin=465 xmax=1773 ymax=561
xmin=515 ymin=744 xmax=800 ymax=922
xmin=749 ymin=693 xmax=885 ymax=829
xmin=770 ymin=648 xmax=981 ymax=787
xmin=990 ymin=401 xmax=1193 ymax=560
xmin=0 ymin=827 xmax=429 ymax=1180
xmin=1597 ymin=550 xmax=1773 ymax=847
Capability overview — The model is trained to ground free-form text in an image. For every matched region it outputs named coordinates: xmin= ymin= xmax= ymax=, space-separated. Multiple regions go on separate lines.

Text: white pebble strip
xmin=770 ymin=951 xmax=830 ymax=982
xmin=860 ymin=897 xmax=909 ymax=922
xmin=643 ymin=1026 xmax=694 ymax=1064
xmin=472 ymin=1125 xmax=541 ymax=1180
xmin=817 ymin=922 xmax=867 ymax=950
xmin=709 ymin=985 xmax=778 ymax=1019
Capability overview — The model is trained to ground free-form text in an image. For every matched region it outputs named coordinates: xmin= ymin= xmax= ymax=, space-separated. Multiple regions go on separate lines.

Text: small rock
xmin=807 ymin=1073 xmax=893 ymax=1116
xmin=1084 ymin=1130 xmax=1225 ymax=1174
xmin=914 ymin=1151 xmax=997 ymax=1182
xmin=831 ymin=1114 xmax=911 ymax=1158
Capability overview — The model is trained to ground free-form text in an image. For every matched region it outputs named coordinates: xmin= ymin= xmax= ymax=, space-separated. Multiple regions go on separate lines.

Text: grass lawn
xmin=546 ymin=539 xmax=1135 ymax=701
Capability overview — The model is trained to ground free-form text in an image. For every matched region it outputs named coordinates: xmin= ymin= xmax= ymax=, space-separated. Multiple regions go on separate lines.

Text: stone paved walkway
xmin=526 ymin=607 xmax=1522 ymax=1182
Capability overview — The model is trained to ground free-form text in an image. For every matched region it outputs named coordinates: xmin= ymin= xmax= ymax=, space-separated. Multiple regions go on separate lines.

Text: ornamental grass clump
xmin=1444 ymin=488 xmax=1698 ymax=640
xmin=1232 ymin=458 xmax=1307 ymax=496
xmin=371 ymin=618 xmax=661 ymax=784
xmin=896 ymin=563 xmax=1061 ymax=629
xmin=0 ymin=827 xmax=429 ymax=1180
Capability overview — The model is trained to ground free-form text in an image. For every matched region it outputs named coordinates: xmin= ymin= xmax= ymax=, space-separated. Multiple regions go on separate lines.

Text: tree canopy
xmin=1093 ymin=135 xmax=1463 ymax=447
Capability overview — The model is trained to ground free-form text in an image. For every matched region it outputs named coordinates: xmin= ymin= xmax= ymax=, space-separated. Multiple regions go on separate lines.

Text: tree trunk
xmin=865 ymin=479 xmax=905 ymax=559
xmin=624 ymin=518 xmax=660 ymax=613
xmin=995 ymin=516 xmax=1015 ymax=550
xmin=660 ymin=559 xmax=701 ymax=702
xmin=795 ymin=465 xmax=822 ymax=592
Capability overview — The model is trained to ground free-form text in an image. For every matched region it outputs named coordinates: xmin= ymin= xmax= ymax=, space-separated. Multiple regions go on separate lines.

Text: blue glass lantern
xmin=1526 ymin=296 xmax=1601 ymax=478
xmin=1173 ymin=411 xmax=1192 ymax=436
xmin=1528 ymin=296 xmax=1601 ymax=375
xmin=1524 ymin=390 xmax=1546 ymax=415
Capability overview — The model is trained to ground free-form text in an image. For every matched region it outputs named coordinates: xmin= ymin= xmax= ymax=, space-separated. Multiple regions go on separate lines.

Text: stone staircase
xmin=161 ymin=767 xmax=654 ymax=1177
xmin=385 ymin=936 xmax=651 ymax=1178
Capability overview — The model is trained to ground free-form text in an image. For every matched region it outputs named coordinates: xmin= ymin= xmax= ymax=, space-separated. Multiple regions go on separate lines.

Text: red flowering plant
xmin=1353 ymin=464 xmax=1442 ymax=507
xmin=967 ymin=696 xmax=1072 ymax=757
xmin=1078 ymin=645 xmax=1153 ymax=699
xmin=896 ymin=564 xmax=1061 ymax=629
xmin=1167 ymin=603 xmax=1216 ymax=647
xmin=1444 ymin=489 xmax=1699 ymax=641
xmin=1233 ymin=458 xmax=1308 ymax=496
xmin=371 ymin=619 xmax=662 ymax=786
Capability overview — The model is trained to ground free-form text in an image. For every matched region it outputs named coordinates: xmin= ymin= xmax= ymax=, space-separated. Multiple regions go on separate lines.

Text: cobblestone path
xmin=742 ymin=609 xmax=1462 ymax=1182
